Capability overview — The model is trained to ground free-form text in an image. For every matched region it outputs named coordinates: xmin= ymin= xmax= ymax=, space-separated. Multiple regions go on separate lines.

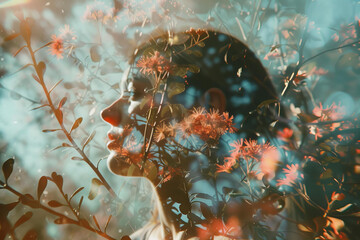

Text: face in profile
xmin=101 ymin=30 xmax=278 ymax=184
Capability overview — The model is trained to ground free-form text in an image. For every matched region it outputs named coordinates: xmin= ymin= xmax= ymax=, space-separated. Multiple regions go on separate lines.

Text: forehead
xmin=127 ymin=30 xmax=276 ymax=111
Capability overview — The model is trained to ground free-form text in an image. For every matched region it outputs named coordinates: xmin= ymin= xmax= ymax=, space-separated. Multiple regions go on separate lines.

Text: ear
xmin=201 ymin=88 xmax=226 ymax=112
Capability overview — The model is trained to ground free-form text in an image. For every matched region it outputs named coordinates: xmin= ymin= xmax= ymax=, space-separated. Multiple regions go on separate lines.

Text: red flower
xmin=277 ymin=128 xmax=293 ymax=141
xmin=175 ymin=107 xmax=236 ymax=142
xmin=136 ymin=51 xmax=172 ymax=75
xmin=49 ymin=35 xmax=64 ymax=59
xmin=276 ymin=164 xmax=302 ymax=187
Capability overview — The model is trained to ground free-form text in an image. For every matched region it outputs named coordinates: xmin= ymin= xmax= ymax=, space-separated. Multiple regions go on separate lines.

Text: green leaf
xmin=167 ymin=82 xmax=185 ymax=98
xmin=13 ymin=211 xmax=33 ymax=229
xmin=90 ymin=46 xmax=101 ymax=62
xmin=70 ymin=117 xmax=83 ymax=133
xmin=37 ymin=176 xmax=47 ymax=200
xmin=48 ymin=200 xmax=64 ymax=208
xmin=2 ymin=157 xmax=14 ymax=183
xmin=88 ymin=178 xmax=103 ymax=200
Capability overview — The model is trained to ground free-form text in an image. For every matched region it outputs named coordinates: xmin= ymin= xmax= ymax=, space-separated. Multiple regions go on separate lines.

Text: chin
xmin=107 ymin=151 xmax=142 ymax=177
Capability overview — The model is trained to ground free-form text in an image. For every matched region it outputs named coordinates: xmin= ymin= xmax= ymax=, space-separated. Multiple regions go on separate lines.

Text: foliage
xmin=0 ymin=0 xmax=360 ymax=240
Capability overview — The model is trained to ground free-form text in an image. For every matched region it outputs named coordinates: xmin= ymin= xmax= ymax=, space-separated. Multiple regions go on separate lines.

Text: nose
xmin=101 ymin=98 xmax=128 ymax=126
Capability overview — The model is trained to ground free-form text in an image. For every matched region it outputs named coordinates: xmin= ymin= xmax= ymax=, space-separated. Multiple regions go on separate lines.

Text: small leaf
xmin=48 ymin=79 xmax=63 ymax=94
xmin=54 ymin=217 xmax=68 ymax=224
xmin=90 ymin=46 xmax=101 ymax=62
xmin=69 ymin=187 xmax=84 ymax=202
xmin=71 ymin=156 xmax=83 ymax=161
xmin=36 ymin=61 xmax=46 ymax=78
xmin=297 ymin=223 xmax=313 ymax=232
xmin=93 ymin=215 xmax=101 ymax=230
xmin=13 ymin=45 xmax=27 ymax=57
xmin=13 ymin=211 xmax=33 ymax=229
xmin=70 ymin=117 xmax=83 ymax=133
xmin=88 ymin=178 xmax=103 ymax=200
xmin=31 ymin=104 xmax=49 ymax=111
xmin=167 ymin=82 xmax=185 ymax=98
xmin=236 ymin=67 xmax=242 ymax=77
xmin=200 ymin=203 xmax=214 ymax=220
xmin=78 ymin=196 xmax=84 ymax=211
xmin=55 ymin=109 xmax=63 ymax=124
xmin=20 ymin=194 xmax=40 ymax=208
xmin=4 ymin=33 xmax=21 ymax=41
xmin=188 ymin=212 xmax=203 ymax=223
xmin=298 ymin=113 xmax=319 ymax=123
xmin=15 ymin=63 xmax=32 ymax=75
xmin=51 ymin=172 xmax=63 ymax=190
xmin=48 ymin=200 xmax=64 ymax=208
xmin=104 ymin=215 xmax=112 ymax=233
xmin=20 ymin=20 xmax=31 ymax=44
xmin=37 ymin=176 xmax=47 ymax=200
xmin=42 ymin=129 xmax=61 ymax=133
xmin=58 ymin=97 xmax=67 ymax=109
xmin=194 ymin=193 xmax=213 ymax=200
xmin=62 ymin=143 xmax=72 ymax=148
xmin=23 ymin=229 xmax=38 ymax=240
xmin=1 ymin=201 xmax=18 ymax=214
xmin=257 ymin=99 xmax=279 ymax=110
xmin=2 ymin=157 xmax=14 ymax=183
xmin=336 ymin=203 xmax=352 ymax=213
xmin=82 ymin=130 xmax=96 ymax=151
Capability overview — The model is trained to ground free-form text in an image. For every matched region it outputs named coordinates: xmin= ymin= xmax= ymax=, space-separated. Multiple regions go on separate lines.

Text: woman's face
xmin=101 ymin=30 xmax=278 ymax=180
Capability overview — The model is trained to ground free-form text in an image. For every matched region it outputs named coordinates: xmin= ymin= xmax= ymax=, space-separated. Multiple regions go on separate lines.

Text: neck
xmin=133 ymin=177 xmax=190 ymax=239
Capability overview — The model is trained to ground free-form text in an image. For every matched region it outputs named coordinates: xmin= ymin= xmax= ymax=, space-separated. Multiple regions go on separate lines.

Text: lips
xmin=106 ymin=127 xmax=124 ymax=151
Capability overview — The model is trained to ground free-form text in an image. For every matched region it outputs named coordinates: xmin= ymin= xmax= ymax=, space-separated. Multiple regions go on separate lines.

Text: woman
xmin=101 ymin=29 xmax=283 ymax=239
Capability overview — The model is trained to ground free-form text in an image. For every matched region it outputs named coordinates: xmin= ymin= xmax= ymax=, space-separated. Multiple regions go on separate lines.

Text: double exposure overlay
xmin=0 ymin=0 xmax=360 ymax=239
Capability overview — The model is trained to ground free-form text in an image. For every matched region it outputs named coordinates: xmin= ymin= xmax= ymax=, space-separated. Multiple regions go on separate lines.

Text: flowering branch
xmin=16 ymin=18 xmax=117 ymax=199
